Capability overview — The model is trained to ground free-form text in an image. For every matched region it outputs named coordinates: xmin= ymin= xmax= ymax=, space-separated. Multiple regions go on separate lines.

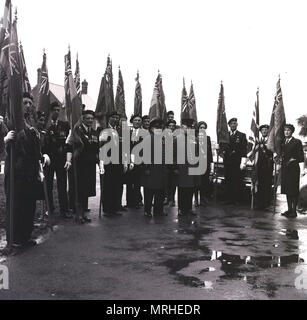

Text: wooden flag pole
xmin=273 ymin=161 xmax=278 ymax=215
xmin=8 ymin=143 xmax=15 ymax=249
xmin=214 ymin=150 xmax=220 ymax=203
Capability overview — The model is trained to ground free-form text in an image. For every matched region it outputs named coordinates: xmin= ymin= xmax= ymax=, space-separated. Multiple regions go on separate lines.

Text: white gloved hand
xmin=42 ymin=154 xmax=51 ymax=167
xmin=64 ymin=161 xmax=72 ymax=171
xmin=4 ymin=130 xmax=16 ymax=144
xmin=99 ymin=160 xmax=105 ymax=175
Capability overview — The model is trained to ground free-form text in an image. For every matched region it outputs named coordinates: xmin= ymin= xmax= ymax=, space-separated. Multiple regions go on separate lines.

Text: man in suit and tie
xmin=256 ymin=125 xmax=274 ymax=210
xmin=280 ymin=124 xmax=305 ymax=218
xmin=45 ymin=102 xmax=71 ymax=219
xmin=223 ymin=118 xmax=248 ymax=205
xmin=99 ymin=111 xmax=124 ymax=216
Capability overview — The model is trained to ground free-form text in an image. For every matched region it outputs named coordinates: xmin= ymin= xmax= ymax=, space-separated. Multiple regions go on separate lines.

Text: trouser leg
xmin=144 ymin=188 xmax=154 ymax=214
xmin=153 ymin=189 xmax=164 ymax=214
xmin=55 ymin=164 xmax=68 ymax=214
xmin=45 ymin=164 xmax=55 ymax=212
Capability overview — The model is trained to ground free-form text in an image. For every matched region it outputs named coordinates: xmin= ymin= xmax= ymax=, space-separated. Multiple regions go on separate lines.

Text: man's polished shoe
xmin=286 ymin=211 xmax=297 ymax=219
xmin=144 ymin=211 xmax=152 ymax=218
xmin=190 ymin=210 xmax=197 ymax=216
xmin=194 ymin=201 xmax=199 ymax=207
xmin=169 ymin=200 xmax=175 ymax=207
xmin=281 ymin=211 xmax=290 ymax=216
xmin=62 ymin=211 xmax=73 ymax=219
xmin=118 ymin=206 xmax=127 ymax=212
xmin=82 ymin=217 xmax=92 ymax=223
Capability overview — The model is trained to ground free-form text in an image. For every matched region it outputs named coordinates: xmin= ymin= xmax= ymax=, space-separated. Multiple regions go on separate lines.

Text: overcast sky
xmin=2 ymin=0 xmax=307 ymax=139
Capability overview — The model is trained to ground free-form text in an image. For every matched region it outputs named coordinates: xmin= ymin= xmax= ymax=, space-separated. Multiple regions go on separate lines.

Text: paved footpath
xmin=1 ymin=187 xmax=307 ymax=300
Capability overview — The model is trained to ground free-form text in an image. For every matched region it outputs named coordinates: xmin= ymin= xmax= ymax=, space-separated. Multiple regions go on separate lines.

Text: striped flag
xmin=19 ymin=42 xmax=31 ymax=94
xmin=216 ymin=82 xmax=229 ymax=147
xmin=248 ymin=89 xmax=260 ymax=193
xmin=149 ymin=72 xmax=167 ymax=123
xmin=74 ymin=53 xmax=81 ymax=100
xmin=64 ymin=48 xmax=82 ymax=128
xmin=180 ymin=78 xmax=189 ymax=122
xmin=115 ymin=67 xmax=127 ymax=119
xmin=37 ymin=51 xmax=50 ymax=118
xmin=267 ymin=78 xmax=286 ymax=157
xmin=134 ymin=71 xmax=142 ymax=116
xmin=188 ymin=81 xmax=197 ymax=123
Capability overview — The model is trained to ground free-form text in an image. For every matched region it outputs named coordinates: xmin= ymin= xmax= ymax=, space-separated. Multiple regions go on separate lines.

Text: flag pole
xmin=214 ymin=148 xmax=220 ymax=203
xmin=273 ymin=161 xmax=278 ymax=215
xmin=8 ymin=141 xmax=14 ymax=249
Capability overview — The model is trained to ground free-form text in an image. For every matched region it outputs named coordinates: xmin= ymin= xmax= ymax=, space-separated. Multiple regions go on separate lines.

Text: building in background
xmin=32 ymin=68 xmax=95 ymax=121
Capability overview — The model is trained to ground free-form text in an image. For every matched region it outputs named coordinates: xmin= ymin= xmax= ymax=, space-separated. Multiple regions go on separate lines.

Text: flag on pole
xmin=0 ymin=0 xmax=11 ymax=117
xmin=115 ymin=67 xmax=127 ymax=119
xmin=216 ymin=82 xmax=229 ymax=147
xmin=95 ymin=75 xmax=107 ymax=127
xmin=0 ymin=0 xmax=11 ymax=47
xmin=74 ymin=53 xmax=81 ymax=100
xmin=105 ymin=55 xmax=114 ymax=113
xmin=188 ymin=81 xmax=197 ymax=123
xmin=95 ymin=55 xmax=115 ymax=128
xmin=267 ymin=78 xmax=286 ymax=157
xmin=180 ymin=78 xmax=189 ymax=122
xmin=64 ymin=48 xmax=82 ymax=128
xmin=149 ymin=72 xmax=167 ymax=122
xmin=134 ymin=71 xmax=142 ymax=116
xmin=8 ymin=12 xmax=23 ymax=132
xmin=37 ymin=51 xmax=50 ymax=118
xmin=248 ymin=89 xmax=260 ymax=193
xmin=19 ymin=42 xmax=31 ymax=94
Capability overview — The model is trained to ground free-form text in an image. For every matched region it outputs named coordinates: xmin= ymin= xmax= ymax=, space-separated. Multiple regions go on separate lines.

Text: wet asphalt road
xmin=1 ymin=188 xmax=307 ymax=300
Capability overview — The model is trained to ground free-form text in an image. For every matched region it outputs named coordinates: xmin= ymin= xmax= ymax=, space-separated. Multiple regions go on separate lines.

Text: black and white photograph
xmin=0 ymin=0 xmax=307 ymax=306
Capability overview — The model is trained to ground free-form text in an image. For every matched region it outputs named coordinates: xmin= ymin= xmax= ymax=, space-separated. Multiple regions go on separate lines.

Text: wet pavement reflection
xmin=1 ymin=189 xmax=307 ymax=299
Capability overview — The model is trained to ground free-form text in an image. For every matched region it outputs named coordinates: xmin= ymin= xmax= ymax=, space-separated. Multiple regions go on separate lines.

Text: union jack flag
xmin=115 ymin=67 xmax=126 ymax=119
xmin=74 ymin=53 xmax=81 ymax=99
xmin=37 ymin=51 xmax=50 ymax=117
xmin=180 ymin=78 xmax=188 ymax=119
xmin=19 ymin=42 xmax=31 ymax=93
xmin=267 ymin=78 xmax=286 ymax=157
xmin=149 ymin=72 xmax=167 ymax=123
xmin=188 ymin=81 xmax=197 ymax=123
xmin=248 ymin=89 xmax=260 ymax=193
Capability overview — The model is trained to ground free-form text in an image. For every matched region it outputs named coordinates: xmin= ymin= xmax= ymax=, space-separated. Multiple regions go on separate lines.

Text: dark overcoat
xmin=74 ymin=124 xmax=99 ymax=198
xmin=281 ymin=137 xmax=304 ymax=196
xmin=140 ymin=133 xmax=168 ymax=190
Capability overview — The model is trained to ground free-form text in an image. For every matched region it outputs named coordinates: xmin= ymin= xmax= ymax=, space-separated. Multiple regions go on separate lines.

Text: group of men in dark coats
xmin=1 ymin=96 xmax=306 ymax=247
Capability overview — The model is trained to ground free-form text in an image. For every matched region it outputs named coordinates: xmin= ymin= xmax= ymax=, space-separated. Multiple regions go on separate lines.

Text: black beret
xmin=259 ymin=124 xmax=269 ymax=131
xmin=108 ymin=111 xmax=120 ymax=118
xmin=23 ymin=92 xmax=33 ymax=101
xmin=36 ymin=111 xmax=46 ymax=119
xmin=130 ymin=114 xmax=142 ymax=123
xmin=166 ymin=119 xmax=177 ymax=127
xmin=284 ymin=124 xmax=295 ymax=133
xmin=181 ymin=118 xmax=194 ymax=128
xmin=167 ymin=111 xmax=174 ymax=116
xmin=50 ymin=101 xmax=61 ymax=110
xmin=82 ymin=110 xmax=95 ymax=117
xmin=142 ymin=115 xmax=150 ymax=121
xmin=228 ymin=118 xmax=238 ymax=125
xmin=149 ymin=117 xmax=163 ymax=129
xmin=197 ymin=121 xmax=208 ymax=130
